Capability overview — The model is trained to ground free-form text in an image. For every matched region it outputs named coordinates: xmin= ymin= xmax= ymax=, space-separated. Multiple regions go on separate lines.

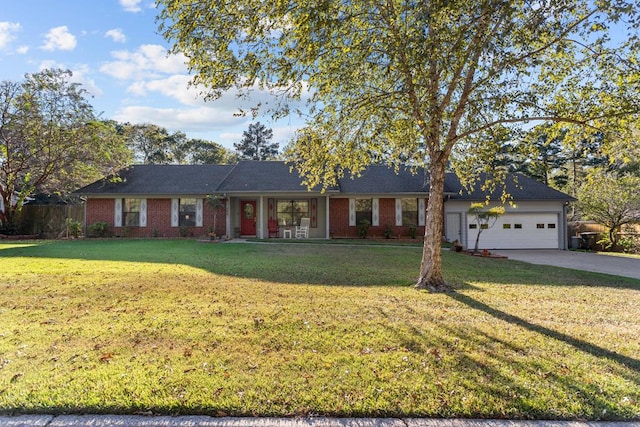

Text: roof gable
xmin=216 ymin=161 xmax=330 ymax=193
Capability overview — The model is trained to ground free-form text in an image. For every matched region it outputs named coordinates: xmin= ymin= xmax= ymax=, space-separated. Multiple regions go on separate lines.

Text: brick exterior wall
xmin=329 ymin=197 xmax=427 ymax=238
xmin=85 ymin=198 xmax=226 ymax=238
xmin=86 ymin=196 xmax=430 ymax=239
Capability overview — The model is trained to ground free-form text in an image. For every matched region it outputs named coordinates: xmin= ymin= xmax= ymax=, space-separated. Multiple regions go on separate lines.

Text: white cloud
xmin=38 ymin=60 xmax=103 ymax=97
xmin=0 ymin=22 xmax=21 ymax=49
xmin=16 ymin=45 xmax=29 ymax=54
xmin=105 ymin=28 xmax=126 ymax=43
xmin=113 ymin=105 xmax=244 ymax=133
xmin=119 ymin=0 xmax=142 ymax=13
xmin=100 ymin=44 xmax=187 ymax=80
xmin=41 ymin=26 xmax=77 ymax=51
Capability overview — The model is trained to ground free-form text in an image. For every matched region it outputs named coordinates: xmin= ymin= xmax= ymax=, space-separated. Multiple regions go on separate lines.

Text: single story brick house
xmin=74 ymin=160 xmax=574 ymax=249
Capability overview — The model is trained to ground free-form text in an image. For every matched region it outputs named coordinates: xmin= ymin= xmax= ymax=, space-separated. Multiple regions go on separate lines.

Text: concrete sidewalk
xmin=493 ymin=250 xmax=640 ymax=280
xmin=2 ymin=416 xmax=639 ymax=427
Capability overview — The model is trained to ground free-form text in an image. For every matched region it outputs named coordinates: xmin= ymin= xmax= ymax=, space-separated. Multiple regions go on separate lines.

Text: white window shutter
xmin=372 ymin=198 xmax=379 ymax=226
xmin=348 ymin=199 xmax=356 ymax=226
xmin=196 ymin=198 xmax=203 ymax=227
xmin=139 ymin=199 xmax=147 ymax=227
xmin=171 ymin=199 xmax=179 ymax=227
xmin=418 ymin=198 xmax=426 ymax=226
xmin=114 ymin=198 xmax=122 ymax=227
xmin=395 ymin=198 xmax=403 ymax=226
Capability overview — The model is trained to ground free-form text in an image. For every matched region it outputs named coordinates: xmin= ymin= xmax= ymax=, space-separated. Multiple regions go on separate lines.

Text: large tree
xmin=158 ymin=0 xmax=640 ymax=291
xmin=0 ymin=69 xmax=130 ymax=226
xmin=577 ymin=172 xmax=640 ymax=249
xmin=234 ymin=122 xmax=279 ymax=160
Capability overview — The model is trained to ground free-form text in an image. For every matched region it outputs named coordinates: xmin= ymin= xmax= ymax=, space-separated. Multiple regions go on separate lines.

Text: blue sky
xmin=0 ymin=0 xmax=303 ymax=151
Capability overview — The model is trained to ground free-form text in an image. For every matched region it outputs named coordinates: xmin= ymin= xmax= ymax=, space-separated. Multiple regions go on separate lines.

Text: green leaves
xmin=0 ymin=69 xmax=131 ymax=224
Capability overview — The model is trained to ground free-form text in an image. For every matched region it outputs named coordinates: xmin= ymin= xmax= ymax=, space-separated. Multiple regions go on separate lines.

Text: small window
xmin=123 ymin=198 xmax=140 ymax=227
xmin=179 ymin=198 xmax=197 ymax=227
xmin=503 ymin=224 xmax=512 ymax=229
xmin=548 ymin=223 xmax=556 ymax=229
xmin=537 ymin=224 xmax=545 ymax=229
xmin=480 ymin=223 xmax=489 ymax=229
xmin=514 ymin=224 xmax=523 ymax=229
xmin=401 ymin=198 xmax=418 ymax=226
xmin=356 ymin=198 xmax=372 ymax=225
xmin=469 ymin=224 xmax=478 ymax=229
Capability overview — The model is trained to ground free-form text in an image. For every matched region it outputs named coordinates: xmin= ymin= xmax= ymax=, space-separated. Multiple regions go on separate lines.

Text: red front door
xmin=240 ymin=200 xmax=257 ymax=236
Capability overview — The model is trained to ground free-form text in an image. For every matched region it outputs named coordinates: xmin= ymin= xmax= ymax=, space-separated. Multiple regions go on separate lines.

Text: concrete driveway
xmin=493 ymin=250 xmax=640 ymax=280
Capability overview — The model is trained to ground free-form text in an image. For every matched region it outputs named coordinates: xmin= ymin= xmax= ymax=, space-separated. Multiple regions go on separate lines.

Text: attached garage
xmin=466 ymin=212 xmax=561 ymax=250
xmin=444 ymin=173 xmax=574 ymax=250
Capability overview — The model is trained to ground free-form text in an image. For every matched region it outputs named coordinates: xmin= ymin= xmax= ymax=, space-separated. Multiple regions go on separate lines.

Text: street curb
xmin=1 ymin=417 xmax=639 ymax=427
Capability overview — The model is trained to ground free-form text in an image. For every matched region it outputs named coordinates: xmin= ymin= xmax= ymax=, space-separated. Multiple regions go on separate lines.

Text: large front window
xmin=179 ymin=198 xmax=197 ymax=227
xmin=277 ymin=200 xmax=309 ymax=226
xmin=356 ymin=198 xmax=372 ymax=224
xmin=402 ymin=198 xmax=418 ymax=226
xmin=123 ymin=198 xmax=140 ymax=227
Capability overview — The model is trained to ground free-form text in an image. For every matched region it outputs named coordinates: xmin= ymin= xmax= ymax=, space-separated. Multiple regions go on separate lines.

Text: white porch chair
xmin=295 ymin=217 xmax=310 ymax=238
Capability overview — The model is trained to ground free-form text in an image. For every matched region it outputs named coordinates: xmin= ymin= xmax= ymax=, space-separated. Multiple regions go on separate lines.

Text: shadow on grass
xmin=1 ymin=239 xmax=640 ymax=289
xmin=449 ymin=291 xmax=640 ymax=373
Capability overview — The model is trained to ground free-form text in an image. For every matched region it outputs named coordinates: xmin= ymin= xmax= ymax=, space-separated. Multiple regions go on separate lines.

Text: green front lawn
xmin=0 ymin=239 xmax=638 ymax=419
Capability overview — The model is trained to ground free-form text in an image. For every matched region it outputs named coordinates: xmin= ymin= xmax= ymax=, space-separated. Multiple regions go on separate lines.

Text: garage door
xmin=466 ymin=213 xmax=560 ymax=250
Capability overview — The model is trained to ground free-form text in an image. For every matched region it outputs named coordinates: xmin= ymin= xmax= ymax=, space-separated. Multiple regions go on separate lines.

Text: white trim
xmin=372 ymin=198 xmax=379 ymax=226
xmin=196 ymin=198 xmax=203 ymax=227
xmin=349 ymin=199 xmax=356 ymax=226
xmin=114 ymin=198 xmax=122 ymax=227
xmin=326 ymin=196 xmax=331 ymax=239
xmin=139 ymin=199 xmax=147 ymax=227
xmin=171 ymin=198 xmax=179 ymax=227
xmin=418 ymin=198 xmax=426 ymax=226
xmin=395 ymin=198 xmax=403 ymax=226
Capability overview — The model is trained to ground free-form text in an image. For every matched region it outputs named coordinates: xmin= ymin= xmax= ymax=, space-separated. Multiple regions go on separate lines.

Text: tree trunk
xmin=0 ymin=189 xmax=12 ymax=225
xmin=415 ymin=159 xmax=451 ymax=292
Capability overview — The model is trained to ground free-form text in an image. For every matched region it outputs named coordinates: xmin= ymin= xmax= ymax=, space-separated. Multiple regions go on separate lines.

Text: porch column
xmin=226 ymin=198 xmax=231 ymax=238
xmin=259 ymin=196 xmax=265 ymax=239
xmin=326 ymin=195 xmax=331 ymax=239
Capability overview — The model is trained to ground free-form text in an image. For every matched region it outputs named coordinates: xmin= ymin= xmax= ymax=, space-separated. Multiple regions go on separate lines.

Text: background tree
xmin=183 ymin=138 xmax=238 ymax=164
xmin=158 ymin=1 xmax=640 ymax=291
xmin=234 ymin=122 xmax=278 ymax=161
xmin=121 ymin=123 xmax=176 ymax=164
xmin=122 ymin=123 xmax=237 ymax=165
xmin=0 ymin=69 xmax=130 ymax=226
xmin=577 ymin=172 xmax=640 ymax=250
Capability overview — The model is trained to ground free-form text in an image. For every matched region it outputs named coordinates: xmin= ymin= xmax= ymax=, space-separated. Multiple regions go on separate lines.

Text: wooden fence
xmin=17 ymin=204 xmax=84 ymax=239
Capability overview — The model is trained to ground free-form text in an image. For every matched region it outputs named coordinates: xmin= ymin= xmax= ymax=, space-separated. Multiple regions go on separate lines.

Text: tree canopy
xmin=0 ymin=69 xmax=130 ymax=226
xmin=158 ymin=0 xmax=640 ymax=291
xmin=121 ymin=122 xmax=236 ymax=165
xmin=577 ymin=172 xmax=640 ymax=248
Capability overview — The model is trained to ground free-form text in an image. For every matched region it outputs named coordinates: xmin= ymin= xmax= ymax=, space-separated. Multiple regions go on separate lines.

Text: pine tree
xmin=234 ymin=122 xmax=278 ymax=160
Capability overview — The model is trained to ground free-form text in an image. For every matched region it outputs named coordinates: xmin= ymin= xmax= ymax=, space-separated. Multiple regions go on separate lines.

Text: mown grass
xmin=0 ymin=239 xmax=638 ymax=420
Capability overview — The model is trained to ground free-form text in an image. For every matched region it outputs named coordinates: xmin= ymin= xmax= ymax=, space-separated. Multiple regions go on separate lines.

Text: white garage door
xmin=466 ymin=213 xmax=560 ymax=250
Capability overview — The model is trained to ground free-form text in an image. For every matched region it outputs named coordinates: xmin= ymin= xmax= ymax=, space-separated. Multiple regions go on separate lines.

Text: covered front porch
xmin=223 ymin=194 xmax=331 ymax=239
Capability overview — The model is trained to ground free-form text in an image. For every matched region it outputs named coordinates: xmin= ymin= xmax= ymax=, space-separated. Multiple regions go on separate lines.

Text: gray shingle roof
xmin=337 ymin=166 xmax=432 ymax=194
xmin=74 ymin=162 xmax=574 ymax=201
xmin=216 ymin=161 xmax=332 ymax=193
xmin=75 ymin=164 xmax=234 ymax=196
xmin=445 ymin=173 xmax=575 ymax=201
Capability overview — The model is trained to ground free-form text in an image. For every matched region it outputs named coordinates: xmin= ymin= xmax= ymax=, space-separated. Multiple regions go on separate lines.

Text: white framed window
xmin=180 ymin=198 xmax=197 ymax=227
xmin=123 ymin=199 xmax=140 ymax=227
xmin=276 ymin=200 xmax=309 ymax=226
